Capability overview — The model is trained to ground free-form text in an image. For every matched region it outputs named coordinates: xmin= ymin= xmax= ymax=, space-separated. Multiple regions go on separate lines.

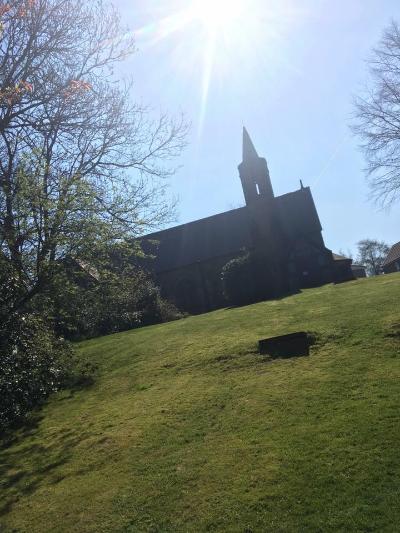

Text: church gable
xmin=275 ymin=187 xmax=323 ymax=242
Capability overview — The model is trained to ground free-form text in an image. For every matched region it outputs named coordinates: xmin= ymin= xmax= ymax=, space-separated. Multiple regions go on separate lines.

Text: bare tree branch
xmin=352 ymin=20 xmax=400 ymax=207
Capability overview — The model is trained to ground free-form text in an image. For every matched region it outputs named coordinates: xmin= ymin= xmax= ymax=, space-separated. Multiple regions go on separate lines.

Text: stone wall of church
xmin=156 ymin=252 xmax=242 ymax=314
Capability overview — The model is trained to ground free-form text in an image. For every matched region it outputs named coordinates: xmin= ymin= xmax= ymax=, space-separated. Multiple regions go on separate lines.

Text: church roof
xmin=140 ymin=186 xmax=321 ymax=274
xmin=332 ymin=253 xmax=351 ymax=262
xmin=140 ymin=205 xmax=253 ymax=273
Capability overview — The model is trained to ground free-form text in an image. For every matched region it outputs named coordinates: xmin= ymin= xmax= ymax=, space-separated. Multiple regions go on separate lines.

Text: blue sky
xmin=116 ymin=0 xmax=400 ymax=256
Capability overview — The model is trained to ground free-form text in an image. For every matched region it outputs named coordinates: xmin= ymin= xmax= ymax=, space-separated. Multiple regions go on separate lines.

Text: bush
xmin=0 ymin=312 xmax=73 ymax=433
xmin=45 ymin=266 xmax=182 ymax=340
xmin=0 ymin=260 xmax=75 ymax=433
xmin=221 ymin=251 xmax=255 ymax=306
xmin=91 ymin=271 xmax=182 ymax=337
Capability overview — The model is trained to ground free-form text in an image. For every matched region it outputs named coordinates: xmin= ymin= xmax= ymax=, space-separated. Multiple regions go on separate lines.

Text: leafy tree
xmin=356 ymin=239 xmax=390 ymax=276
xmin=353 ymin=20 xmax=400 ymax=206
xmin=0 ymin=257 xmax=74 ymax=432
xmin=0 ymin=0 xmax=188 ymax=313
xmin=39 ymin=242 xmax=182 ymax=339
xmin=221 ymin=250 xmax=255 ymax=306
xmin=0 ymin=311 xmax=72 ymax=432
xmin=0 ymin=0 xmax=187 ymax=429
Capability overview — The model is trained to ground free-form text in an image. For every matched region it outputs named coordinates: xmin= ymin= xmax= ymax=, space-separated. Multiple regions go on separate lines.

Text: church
xmin=140 ymin=128 xmax=353 ymax=313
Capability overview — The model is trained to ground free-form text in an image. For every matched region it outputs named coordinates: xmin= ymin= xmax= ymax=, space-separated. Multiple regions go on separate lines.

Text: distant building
xmin=140 ymin=129 xmax=354 ymax=313
xmin=382 ymin=242 xmax=400 ymax=274
xmin=332 ymin=253 xmax=355 ymax=283
xmin=351 ymin=263 xmax=367 ymax=278
xmin=63 ymin=256 xmax=100 ymax=287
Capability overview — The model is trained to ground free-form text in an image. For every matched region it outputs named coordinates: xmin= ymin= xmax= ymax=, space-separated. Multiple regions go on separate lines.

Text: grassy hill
xmin=1 ymin=274 xmax=400 ymax=532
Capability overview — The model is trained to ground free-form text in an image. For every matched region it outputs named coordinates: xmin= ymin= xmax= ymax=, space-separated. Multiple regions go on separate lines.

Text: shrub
xmin=0 ymin=259 xmax=75 ymax=433
xmin=0 ymin=312 xmax=73 ymax=433
xmin=221 ymin=251 xmax=255 ymax=306
xmin=92 ymin=271 xmax=181 ymax=336
xmin=45 ymin=266 xmax=182 ymax=340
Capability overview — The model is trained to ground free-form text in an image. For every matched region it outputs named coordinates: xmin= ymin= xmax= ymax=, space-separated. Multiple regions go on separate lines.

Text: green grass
xmin=1 ymin=274 xmax=400 ymax=533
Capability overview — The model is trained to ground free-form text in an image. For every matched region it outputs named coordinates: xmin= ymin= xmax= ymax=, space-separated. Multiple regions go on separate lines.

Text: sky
xmin=115 ymin=0 xmax=400 ymax=257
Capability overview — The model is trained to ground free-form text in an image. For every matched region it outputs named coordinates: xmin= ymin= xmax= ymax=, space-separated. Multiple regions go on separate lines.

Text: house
xmin=140 ymin=129 xmax=354 ymax=313
xmin=382 ymin=242 xmax=400 ymax=274
xmin=351 ymin=263 xmax=367 ymax=278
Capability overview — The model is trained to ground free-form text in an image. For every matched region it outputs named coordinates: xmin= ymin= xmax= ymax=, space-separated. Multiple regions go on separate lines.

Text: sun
xmin=189 ymin=0 xmax=246 ymax=33
xmin=133 ymin=0 xmax=286 ymax=135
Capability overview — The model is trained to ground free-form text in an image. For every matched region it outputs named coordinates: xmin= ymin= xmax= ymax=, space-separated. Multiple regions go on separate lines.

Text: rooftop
xmin=383 ymin=241 xmax=400 ymax=266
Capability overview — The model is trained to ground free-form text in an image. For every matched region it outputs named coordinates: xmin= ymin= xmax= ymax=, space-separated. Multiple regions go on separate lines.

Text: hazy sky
xmin=115 ymin=0 xmax=400 ymax=256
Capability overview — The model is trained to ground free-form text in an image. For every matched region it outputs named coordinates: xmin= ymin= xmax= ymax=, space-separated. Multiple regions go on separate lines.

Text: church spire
xmin=238 ymin=128 xmax=274 ymax=205
xmin=243 ymin=126 xmax=259 ymax=160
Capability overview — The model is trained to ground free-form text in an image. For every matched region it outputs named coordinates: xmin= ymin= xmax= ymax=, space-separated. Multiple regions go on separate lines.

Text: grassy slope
xmin=1 ymin=274 xmax=400 ymax=533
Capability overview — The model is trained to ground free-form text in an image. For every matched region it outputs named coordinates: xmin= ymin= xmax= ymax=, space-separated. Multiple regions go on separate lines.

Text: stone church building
xmin=140 ymin=129 xmax=352 ymax=313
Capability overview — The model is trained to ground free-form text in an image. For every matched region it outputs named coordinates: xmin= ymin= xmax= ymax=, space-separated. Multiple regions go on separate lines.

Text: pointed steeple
xmin=243 ymin=126 xmax=259 ymax=161
xmin=238 ymin=128 xmax=274 ymax=205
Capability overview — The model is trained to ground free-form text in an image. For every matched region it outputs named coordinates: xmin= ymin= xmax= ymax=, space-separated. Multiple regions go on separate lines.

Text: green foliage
xmin=1 ymin=274 xmax=400 ymax=531
xmin=0 ymin=239 xmax=178 ymax=433
xmin=0 ymin=258 xmax=77 ymax=433
xmin=56 ymin=270 xmax=181 ymax=340
xmin=0 ymin=262 xmax=71 ymax=432
xmin=221 ymin=250 xmax=255 ymax=305
xmin=35 ymin=244 xmax=182 ymax=340
xmin=0 ymin=313 xmax=72 ymax=433
xmin=0 ymin=0 xmax=185 ymax=431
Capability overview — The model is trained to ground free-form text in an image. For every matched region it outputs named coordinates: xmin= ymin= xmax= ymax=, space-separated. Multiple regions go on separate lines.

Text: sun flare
xmin=132 ymin=0 xmax=296 ymax=137
xmin=189 ymin=0 xmax=246 ymax=32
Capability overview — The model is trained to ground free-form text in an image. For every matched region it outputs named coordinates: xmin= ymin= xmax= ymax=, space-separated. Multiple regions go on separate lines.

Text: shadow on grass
xmin=0 ymin=414 xmax=89 ymax=517
xmin=0 ymin=376 xmax=96 ymax=518
xmin=223 ymin=288 xmax=302 ymax=311
xmin=385 ymin=322 xmax=400 ymax=339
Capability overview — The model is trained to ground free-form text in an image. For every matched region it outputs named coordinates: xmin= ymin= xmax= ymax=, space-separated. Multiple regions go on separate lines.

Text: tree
xmin=353 ymin=20 xmax=400 ymax=206
xmin=0 ymin=254 xmax=74 ymax=431
xmin=356 ymin=239 xmax=390 ymax=276
xmin=0 ymin=0 xmax=188 ymax=313
xmin=38 ymin=242 xmax=182 ymax=340
xmin=221 ymin=250 xmax=255 ymax=306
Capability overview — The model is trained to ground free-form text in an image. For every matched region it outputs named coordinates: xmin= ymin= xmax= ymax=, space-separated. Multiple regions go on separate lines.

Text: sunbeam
xmin=131 ymin=0 xmax=301 ymax=138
